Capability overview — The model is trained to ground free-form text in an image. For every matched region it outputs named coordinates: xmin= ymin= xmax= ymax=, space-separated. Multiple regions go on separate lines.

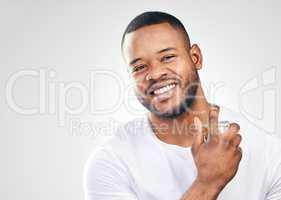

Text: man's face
xmin=122 ymin=23 xmax=201 ymax=118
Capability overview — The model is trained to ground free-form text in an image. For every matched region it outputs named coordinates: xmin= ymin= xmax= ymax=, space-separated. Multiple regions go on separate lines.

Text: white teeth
xmin=154 ymin=84 xmax=176 ymax=95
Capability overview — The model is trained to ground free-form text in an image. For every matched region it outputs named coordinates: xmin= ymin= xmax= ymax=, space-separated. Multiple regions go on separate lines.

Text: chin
xmin=153 ymin=110 xmax=185 ymax=119
xmin=151 ymin=96 xmax=195 ymax=119
xmin=152 ymin=104 xmax=186 ymax=119
xmin=138 ymin=93 xmax=192 ymax=119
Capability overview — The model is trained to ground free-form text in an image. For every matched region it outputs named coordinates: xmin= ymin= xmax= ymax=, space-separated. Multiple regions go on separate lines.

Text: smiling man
xmin=84 ymin=11 xmax=281 ymax=200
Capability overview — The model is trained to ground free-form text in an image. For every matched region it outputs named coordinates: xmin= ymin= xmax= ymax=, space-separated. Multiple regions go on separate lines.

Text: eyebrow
xmin=157 ymin=47 xmax=176 ymax=54
xmin=129 ymin=58 xmax=142 ymax=66
xmin=129 ymin=47 xmax=176 ymax=66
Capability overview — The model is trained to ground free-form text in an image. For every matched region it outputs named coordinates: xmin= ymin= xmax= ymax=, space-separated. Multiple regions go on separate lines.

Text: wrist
xmin=193 ymin=178 xmax=223 ymax=198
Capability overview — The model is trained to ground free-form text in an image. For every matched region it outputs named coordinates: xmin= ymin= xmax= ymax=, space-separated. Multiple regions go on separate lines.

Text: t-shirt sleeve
xmin=265 ymin=137 xmax=281 ymax=200
xmin=266 ymin=163 xmax=281 ymax=200
xmin=83 ymin=147 xmax=138 ymax=200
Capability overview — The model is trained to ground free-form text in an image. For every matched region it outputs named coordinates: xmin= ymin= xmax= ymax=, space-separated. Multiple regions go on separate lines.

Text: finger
xmin=236 ymin=146 xmax=243 ymax=154
xmin=192 ymin=117 xmax=204 ymax=154
xmin=235 ymin=146 xmax=243 ymax=161
xmin=228 ymin=123 xmax=241 ymax=147
xmin=202 ymin=127 xmax=209 ymax=142
xmin=209 ymin=105 xmax=220 ymax=136
xmin=222 ymin=123 xmax=241 ymax=146
xmin=231 ymin=134 xmax=242 ymax=148
xmin=228 ymin=123 xmax=240 ymax=133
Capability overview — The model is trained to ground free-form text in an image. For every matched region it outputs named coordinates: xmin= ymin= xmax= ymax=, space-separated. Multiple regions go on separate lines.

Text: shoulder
xmin=84 ymin=115 xmax=147 ymax=171
xmin=83 ymin=117 xmax=146 ymax=199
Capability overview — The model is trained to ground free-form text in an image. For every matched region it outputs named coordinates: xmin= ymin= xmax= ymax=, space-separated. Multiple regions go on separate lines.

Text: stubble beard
xmin=136 ymin=70 xmax=200 ymax=119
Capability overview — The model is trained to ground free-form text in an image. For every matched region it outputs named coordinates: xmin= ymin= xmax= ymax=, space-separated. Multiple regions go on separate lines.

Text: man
xmin=84 ymin=11 xmax=281 ymax=200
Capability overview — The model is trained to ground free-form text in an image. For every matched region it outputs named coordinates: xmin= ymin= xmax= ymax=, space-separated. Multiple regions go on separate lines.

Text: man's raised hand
xmin=191 ymin=105 xmax=242 ymax=192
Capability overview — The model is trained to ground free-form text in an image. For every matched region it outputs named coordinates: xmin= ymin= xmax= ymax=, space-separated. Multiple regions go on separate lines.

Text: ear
xmin=189 ymin=44 xmax=203 ymax=70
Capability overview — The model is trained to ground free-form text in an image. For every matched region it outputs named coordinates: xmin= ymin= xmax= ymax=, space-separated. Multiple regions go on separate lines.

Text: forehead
xmin=122 ymin=23 xmax=186 ymax=63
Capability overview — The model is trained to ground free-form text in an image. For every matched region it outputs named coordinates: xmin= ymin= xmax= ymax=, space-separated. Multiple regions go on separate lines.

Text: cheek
xmin=135 ymin=80 xmax=147 ymax=94
xmin=182 ymin=59 xmax=194 ymax=74
xmin=133 ymin=71 xmax=151 ymax=91
xmin=171 ymin=56 xmax=191 ymax=73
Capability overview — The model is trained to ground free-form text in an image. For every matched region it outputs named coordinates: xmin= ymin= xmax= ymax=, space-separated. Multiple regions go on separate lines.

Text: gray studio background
xmin=1 ymin=1 xmax=280 ymax=199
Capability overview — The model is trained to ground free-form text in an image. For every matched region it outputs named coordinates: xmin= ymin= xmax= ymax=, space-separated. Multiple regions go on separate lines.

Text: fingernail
xmin=194 ymin=116 xmax=200 ymax=124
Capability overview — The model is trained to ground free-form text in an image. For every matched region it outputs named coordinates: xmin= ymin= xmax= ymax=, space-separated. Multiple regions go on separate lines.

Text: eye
xmin=161 ymin=55 xmax=176 ymax=62
xmin=132 ymin=64 xmax=147 ymax=73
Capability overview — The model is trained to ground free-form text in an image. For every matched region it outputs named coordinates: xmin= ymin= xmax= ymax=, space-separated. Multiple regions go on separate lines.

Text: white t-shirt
xmin=84 ymin=107 xmax=281 ymax=200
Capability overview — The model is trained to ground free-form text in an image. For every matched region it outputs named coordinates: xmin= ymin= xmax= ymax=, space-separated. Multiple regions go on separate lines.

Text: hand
xmin=191 ymin=105 xmax=242 ymax=192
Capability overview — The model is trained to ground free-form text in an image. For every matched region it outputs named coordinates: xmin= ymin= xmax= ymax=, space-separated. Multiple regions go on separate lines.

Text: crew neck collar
xmin=143 ymin=112 xmax=192 ymax=155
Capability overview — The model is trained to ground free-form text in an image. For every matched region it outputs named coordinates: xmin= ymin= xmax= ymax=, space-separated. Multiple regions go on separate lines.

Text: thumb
xmin=192 ymin=116 xmax=204 ymax=154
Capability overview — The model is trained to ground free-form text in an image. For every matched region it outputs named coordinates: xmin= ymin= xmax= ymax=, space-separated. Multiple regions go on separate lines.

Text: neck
xmin=148 ymin=85 xmax=210 ymax=148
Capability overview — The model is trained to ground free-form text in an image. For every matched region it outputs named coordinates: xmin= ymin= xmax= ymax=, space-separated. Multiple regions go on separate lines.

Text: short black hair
xmin=121 ymin=11 xmax=190 ymax=49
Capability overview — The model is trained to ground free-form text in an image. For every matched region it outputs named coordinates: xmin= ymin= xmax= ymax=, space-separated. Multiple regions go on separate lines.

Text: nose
xmin=145 ymin=61 xmax=168 ymax=81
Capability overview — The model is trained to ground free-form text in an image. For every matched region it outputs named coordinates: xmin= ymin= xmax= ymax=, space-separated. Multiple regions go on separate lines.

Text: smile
xmin=153 ymin=83 xmax=176 ymax=95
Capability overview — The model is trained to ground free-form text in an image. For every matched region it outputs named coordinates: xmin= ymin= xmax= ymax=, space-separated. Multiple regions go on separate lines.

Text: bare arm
xmin=180 ymin=179 xmax=221 ymax=200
